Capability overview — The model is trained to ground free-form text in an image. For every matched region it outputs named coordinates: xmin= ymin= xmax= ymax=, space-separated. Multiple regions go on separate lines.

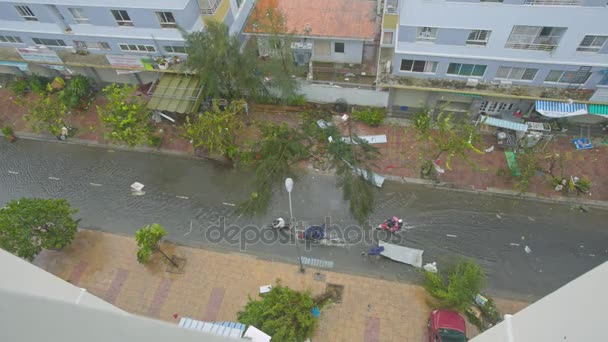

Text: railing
xmin=524 ymin=0 xmax=581 ymax=5
xmin=505 ymin=35 xmax=562 ymax=51
xmin=200 ymin=0 xmax=221 ymax=15
xmin=385 ymin=0 xmax=398 ymax=13
xmin=505 ymin=42 xmax=557 ymax=51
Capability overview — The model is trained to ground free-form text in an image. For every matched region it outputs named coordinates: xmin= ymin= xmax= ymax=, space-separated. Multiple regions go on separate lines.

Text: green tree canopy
xmin=184 ymin=20 xmax=262 ymax=99
xmin=24 ymin=92 xmax=68 ymax=136
xmin=0 ymin=198 xmax=79 ymax=260
xmin=60 ymin=75 xmax=93 ymax=109
xmin=423 ymin=259 xmax=486 ymax=312
xmin=135 ymin=223 xmax=177 ymax=266
xmin=237 ymin=282 xmax=317 ymax=342
xmin=97 ymin=84 xmax=152 ymax=147
xmin=183 ymin=99 xmax=245 ymax=161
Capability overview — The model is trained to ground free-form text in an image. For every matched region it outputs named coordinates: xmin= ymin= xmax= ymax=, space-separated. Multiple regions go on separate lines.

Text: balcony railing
xmin=524 ymin=0 xmax=581 ymax=5
xmin=199 ymin=0 xmax=221 ymax=15
xmin=505 ymin=42 xmax=557 ymax=51
xmin=385 ymin=0 xmax=398 ymax=13
xmin=505 ymin=35 xmax=562 ymax=51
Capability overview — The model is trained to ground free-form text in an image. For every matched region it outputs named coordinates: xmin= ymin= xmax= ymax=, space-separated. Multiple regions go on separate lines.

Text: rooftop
xmin=245 ymin=0 xmax=377 ymax=40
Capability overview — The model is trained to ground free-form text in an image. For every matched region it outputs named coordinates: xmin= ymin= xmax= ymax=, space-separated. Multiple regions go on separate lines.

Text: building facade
xmin=0 ymin=0 xmax=253 ymax=59
xmin=385 ymin=0 xmax=608 ymax=90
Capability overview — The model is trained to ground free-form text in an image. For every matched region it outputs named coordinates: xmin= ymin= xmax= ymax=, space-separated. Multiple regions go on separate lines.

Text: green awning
xmin=147 ymin=73 xmax=203 ymax=114
xmin=589 ymin=104 xmax=608 ymax=116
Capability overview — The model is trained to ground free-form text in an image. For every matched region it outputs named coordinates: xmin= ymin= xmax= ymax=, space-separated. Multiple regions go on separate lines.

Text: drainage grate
xmin=300 ymin=257 xmax=334 ymax=269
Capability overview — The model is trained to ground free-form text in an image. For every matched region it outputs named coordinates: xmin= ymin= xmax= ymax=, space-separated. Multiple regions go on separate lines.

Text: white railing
xmin=385 ymin=0 xmax=398 ymax=13
xmin=524 ymin=0 xmax=581 ymax=5
xmin=506 ymin=35 xmax=562 ymax=51
xmin=200 ymin=0 xmax=221 ymax=15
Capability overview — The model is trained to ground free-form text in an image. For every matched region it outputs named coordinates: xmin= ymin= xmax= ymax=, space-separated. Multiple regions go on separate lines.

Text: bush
xmin=423 ymin=259 xmax=485 ymax=312
xmin=237 ymin=282 xmax=317 ymax=342
xmin=9 ymin=78 xmax=28 ymax=96
xmin=28 ymin=74 xmax=51 ymax=95
xmin=575 ymin=177 xmax=591 ymax=193
xmin=352 ymin=107 xmax=385 ymax=127
xmin=2 ymin=126 xmax=14 ymax=137
xmin=286 ymin=94 xmax=307 ymax=106
xmin=61 ymin=75 xmax=93 ymax=109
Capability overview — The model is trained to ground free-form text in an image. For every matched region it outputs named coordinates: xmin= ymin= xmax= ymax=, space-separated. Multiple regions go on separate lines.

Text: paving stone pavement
xmin=33 ymin=230 xmax=529 ymax=341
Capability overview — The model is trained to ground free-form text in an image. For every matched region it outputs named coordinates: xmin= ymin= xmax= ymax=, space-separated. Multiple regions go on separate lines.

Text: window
xmin=164 ymin=46 xmax=186 ymax=54
xmin=496 ymin=67 xmax=538 ymax=81
xmin=599 ymin=74 xmax=608 ymax=86
xmin=447 ymin=63 xmax=487 ymax=77
xmin=577 ymin=35 xmax=607 ymax=53
xmin=32 ymin=38 xmax=66 ymax=47
xmin=119 ymin=44 xmax=156 ymax=52
xmin=0 ymin=36 xmax=23 ymax=43
xmin=74 ymin=41 xmax=111 ymax=50
xmin=156 ymin=12 xmax=176 ymax=28
xmin=416 ymin=27 xmax=437 ymax=42
xmin=400 ymin=59 xmax=438 ymax=73
xmin=505 ymin=25 xmax=566 ymax=51
xmin=545 ymin=70 xmax=591 ymax=84
xmin=15 ymin=5 xmax=37 ymax=21
xmin=480 ymin=101 xmax=514 ymax=114
xmin=334 ymin=42 xmax=345 ymax=53
xmin=383 ymin=31 xmax=394 ymax=45
xmin=112 ymin=10 xmax=133 ymax=26
xmin=68 ymin=8 xmax=89 ymax=24
xmin=467 ymin=30 xmax=491 ymax=46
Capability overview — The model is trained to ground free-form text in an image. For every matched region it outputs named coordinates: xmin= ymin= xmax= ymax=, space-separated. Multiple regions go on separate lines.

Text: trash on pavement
xmin=484 ymin=146 xmax=495 ymax=153
xmin=259 ymin=285 xmax=272 ymax=295
xmin=312 ymin=307 xmax=321 ymax=318
xmin=316 ymin=119 xmax=334 ymax=129
xmin=423 ymin=262 xmax=438 ymax=273
xmin=131 ymin=182 xmax=144 ymax=191
xmin=524 ymin=245 xmax=532 ymax=254
xmin=474 ymin=293 xmax=488 ymax=306
xmin=378 ymin=240 xmax=424 ymax=268
xmin=366 ymin=246 xmax=385 ymax=256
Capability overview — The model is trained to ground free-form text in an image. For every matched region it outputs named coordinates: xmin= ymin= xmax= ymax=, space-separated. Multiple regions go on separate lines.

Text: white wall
xmin=312 ymin=39 xmax=364 ymax=64
xmin=299 ymin=82 xmax=388 ymax=107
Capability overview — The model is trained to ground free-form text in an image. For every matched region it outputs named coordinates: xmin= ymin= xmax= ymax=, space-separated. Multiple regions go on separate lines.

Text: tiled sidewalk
xmin=34 ymin=230 xmax=528 ymax=341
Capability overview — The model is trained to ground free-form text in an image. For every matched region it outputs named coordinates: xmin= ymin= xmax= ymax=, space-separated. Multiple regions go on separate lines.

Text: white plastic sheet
xmin=379 ymin=241 xmax=424 ymax=268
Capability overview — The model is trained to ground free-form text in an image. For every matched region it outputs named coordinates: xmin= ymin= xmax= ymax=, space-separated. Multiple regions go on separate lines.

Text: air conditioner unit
xmin=466 ymin=78 xmax=479 ymax=87
xmin=500 ymin=80 xmax=513 ymax=88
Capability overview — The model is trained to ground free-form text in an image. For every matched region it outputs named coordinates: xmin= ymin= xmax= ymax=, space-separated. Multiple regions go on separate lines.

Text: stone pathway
xmin=34 ymin=230 xmax=529 ymax=341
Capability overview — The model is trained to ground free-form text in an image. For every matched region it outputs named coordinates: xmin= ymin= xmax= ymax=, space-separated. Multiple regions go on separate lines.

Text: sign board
xmin=106 ymin=55 xmax=154 ymax=70
xmin=0 ymin=60 xmax=28 ymax=71
xmin=16 ymin=47 xmax=63 ymax=64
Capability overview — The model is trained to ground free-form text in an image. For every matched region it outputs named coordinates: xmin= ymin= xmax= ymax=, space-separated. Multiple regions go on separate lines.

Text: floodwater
xmin=1 ymin=139 xmax=607 ymax=299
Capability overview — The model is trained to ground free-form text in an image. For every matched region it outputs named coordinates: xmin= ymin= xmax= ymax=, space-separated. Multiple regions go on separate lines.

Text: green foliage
xmin=0 ymin=198 xmax=79 ymax=260
xmin=465 ymin=297 xmax=501 ymax=332
xmin=326 ymin=128 xmax=380 ymax=224
xmin=352 ymin=108 xmax=386 ymax=127
xmin=575 ymin=177 xmax=591 ymax=193
xmin=24 ymin=93 xmax=67 ymax=136
xmin=2 ymin=126 xmax=14 ymax=137
xmin=423 ymin=259 xmax=485 ymax=312
xmin=28 ymin=74 xmax=51 ymax=95
xmin=9 ymin=78 xmax=28 ymax=96
xmin=135 ymin=224 xmax=167 ymax=264
xmin=183 ymin=100 xmax=245 ymax=160
xmin=514 ymin=149 xmax=541 ymax=193
xmin=237 ymin=282 xmax=317 ymax=342
xmin=300 ymin=110 xmax=333 ymax=142
xmin=97 ymin=84 xmax=152 ymax=147
xmin=148 ymin=135 xmax=163 ymax=148
xmin=184 ymin=21 xmax=261 ymax=99
xmin=239 ymin=123 xmax=308 ymax=215
xmin=286 ymin=94 xmax=307 ymax=106
xmin=61 ymin=75 xmax=93 ymax=109
xmin=413 ymin=108 xmax=482 ymax=172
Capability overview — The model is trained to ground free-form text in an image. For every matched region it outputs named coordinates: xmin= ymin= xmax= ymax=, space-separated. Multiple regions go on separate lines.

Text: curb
xmin=382 ymin=174 xmax=608 ymax=210
xmin=6 ymin=130 xmax=608 ymax=210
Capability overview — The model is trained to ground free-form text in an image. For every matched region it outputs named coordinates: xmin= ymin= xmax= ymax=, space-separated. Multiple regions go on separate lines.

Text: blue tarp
xmin=535 ymin=100 xmax=588 ymax=118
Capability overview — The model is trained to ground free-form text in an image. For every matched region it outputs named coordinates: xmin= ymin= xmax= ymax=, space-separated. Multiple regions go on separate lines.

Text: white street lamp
xmin=285 ymin=178 xmax=305 ymax=273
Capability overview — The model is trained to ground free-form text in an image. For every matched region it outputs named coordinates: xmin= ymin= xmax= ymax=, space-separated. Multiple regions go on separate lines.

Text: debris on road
xmin=423 ymin=262 xmax=438 ymax=273
xmin=130 ymin=182 xmax=145 ymax=196
xmin=524 ymin=245 xmax=532 ymax=254
xmin=378 ymin=241 xmax=424 ymax=268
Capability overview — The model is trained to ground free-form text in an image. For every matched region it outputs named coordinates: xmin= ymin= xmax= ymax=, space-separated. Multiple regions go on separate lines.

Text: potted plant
xmin=2 ymin=126 xmax=16 ymax=142
xmin=157 ymin=58 xmax=168 ymax=70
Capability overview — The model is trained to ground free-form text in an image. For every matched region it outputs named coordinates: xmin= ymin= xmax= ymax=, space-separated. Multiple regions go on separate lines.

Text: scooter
xmin=270 ymin=217 xmax=290 ymax=230
xmin=377 ymin=216 xmax=403 ymax=233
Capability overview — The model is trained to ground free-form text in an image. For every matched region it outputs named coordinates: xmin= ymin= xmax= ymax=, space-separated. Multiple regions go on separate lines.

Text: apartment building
xmin=0 ymin=0 xmax=254 ymax=81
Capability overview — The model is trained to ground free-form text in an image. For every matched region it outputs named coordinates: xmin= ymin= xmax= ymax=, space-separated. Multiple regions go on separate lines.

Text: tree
xmin=0 ymin=198 xmax=79 ymax=260
xmin=325 ymin=119 xmax=380 ymax=225
xmin=183 ymin=100 xmax=245 ymax=161
xmin=60 ymin=75 xmax=93 ymax=109
xmin=135 ymin=224 xmax=177 ymax=267
xmin=97 ymin=84 xmax=152 ymax=147
xmin=184 ymin=21 xmax=261 ymax=99
xmin=249 ymin=6 xmax=300 ymax=102
xmin=413 ymin=108 xmax=482 ymax=178
xmin=24 ymin=92 xmax=68 ymax=136
xmin=423 ymin=259 xmax=485 ymax=312
xmin=239 ymin=123 xmax=308 ymax=215
xmin=237 ymin=282 xmax=317 ymax=342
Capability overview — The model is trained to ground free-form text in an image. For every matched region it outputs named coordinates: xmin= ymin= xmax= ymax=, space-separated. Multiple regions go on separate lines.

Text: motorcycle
xmin=377 ymin=216 xmax=403 ymax=233
xmin=270 ymin=217 xmax=290 ymax=230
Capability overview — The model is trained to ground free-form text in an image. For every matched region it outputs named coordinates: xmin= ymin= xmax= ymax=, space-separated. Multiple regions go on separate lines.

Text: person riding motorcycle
xmin=271 ymin=217 xmax=287 ymax=229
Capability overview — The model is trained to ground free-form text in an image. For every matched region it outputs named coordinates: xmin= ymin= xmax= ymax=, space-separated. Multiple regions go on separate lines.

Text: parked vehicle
xmin=428 ymin=310 xmax=467 ymax=342
xmin=376 ymin=216 xmax=403 ymax=232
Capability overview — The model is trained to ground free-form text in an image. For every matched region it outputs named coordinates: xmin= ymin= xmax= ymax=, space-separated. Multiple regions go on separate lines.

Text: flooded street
xmin=1 ymin=139 xmax=607 ymax=300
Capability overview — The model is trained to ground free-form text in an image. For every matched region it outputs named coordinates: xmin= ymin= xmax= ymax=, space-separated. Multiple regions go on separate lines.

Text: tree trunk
xmin=157 ymin=248 xmax=178 ymax=267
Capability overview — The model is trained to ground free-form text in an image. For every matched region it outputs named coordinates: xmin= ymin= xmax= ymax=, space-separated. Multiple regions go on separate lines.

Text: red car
xmin=428 ymin=310 xmax=467 ymax=342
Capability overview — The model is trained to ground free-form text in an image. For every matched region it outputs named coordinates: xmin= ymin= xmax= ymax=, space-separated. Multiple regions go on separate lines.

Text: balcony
xmin=385 ymin=0 xmax=399 ymax=13
xmin=199 ymin=0 xmax=231 ymax=22
xmin=524 ymin=0 xmax=581 ymax=5
xmin=199 ymin=0 xmax=221 ymax=15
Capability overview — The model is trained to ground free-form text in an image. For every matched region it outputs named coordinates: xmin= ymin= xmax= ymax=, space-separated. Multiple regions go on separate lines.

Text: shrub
xmin=9 ymin=78 xmax=28 ymax=96
xmin=423 ymin=259 xmax=485 ymax=312
xmin=2 ymin=126 xmax=14 ymax=137
xmin=352 ymin=107 xmax=385 ymax=127
xmin=28 ymin=74 xmax=51 ymax=95
xmin=286 ymin=94 xmax=307 ymax=106
xmin=61 ymin=75 xmax=93 ymax=109
xmin=575 ymin=178 xmax=591 ymax=193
